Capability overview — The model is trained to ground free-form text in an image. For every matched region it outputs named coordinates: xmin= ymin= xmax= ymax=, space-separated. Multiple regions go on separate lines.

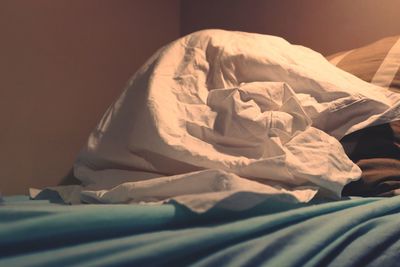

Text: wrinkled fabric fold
xmin=46 ymin=30 xmax=400 ymax=211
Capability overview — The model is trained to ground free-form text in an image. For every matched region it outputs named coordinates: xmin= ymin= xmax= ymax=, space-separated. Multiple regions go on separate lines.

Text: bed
xmin=1 ymin=31 xmax=400 ymax=266
xmin=1 ymin=194 xmax=400 ymax=267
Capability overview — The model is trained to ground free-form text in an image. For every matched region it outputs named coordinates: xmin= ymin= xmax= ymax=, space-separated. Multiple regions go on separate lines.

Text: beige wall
xmin=0 ymin=0 xmax=180 ymax=195
xmin=181 ymin=0 xmax=400 ymax=55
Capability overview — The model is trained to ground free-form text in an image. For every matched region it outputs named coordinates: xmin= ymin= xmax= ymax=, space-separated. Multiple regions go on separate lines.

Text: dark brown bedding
xmin=341 ymin=124 xmax=400 ymax=197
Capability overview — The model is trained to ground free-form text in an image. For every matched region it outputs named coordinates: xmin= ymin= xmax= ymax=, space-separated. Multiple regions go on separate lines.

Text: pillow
xmin=330 ymin=35 xmax=400 ymax=197
xmin=328 ymin=35 xmax=400 ymax=92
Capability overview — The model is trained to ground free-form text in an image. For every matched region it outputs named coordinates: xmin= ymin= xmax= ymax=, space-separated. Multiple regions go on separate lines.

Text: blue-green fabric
xmin=1 ymin=195 xmax=399 ymax=267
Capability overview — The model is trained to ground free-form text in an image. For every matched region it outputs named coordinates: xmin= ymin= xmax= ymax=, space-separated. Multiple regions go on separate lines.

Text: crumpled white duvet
xmin=44 ymin=30 xmax=400 ymax=212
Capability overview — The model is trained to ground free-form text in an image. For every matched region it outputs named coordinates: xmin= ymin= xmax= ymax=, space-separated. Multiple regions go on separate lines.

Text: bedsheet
xmin=69 ymin=29 xmax=400 ymax=211
xmin=1 ymin=195 xmax=399 ymax=267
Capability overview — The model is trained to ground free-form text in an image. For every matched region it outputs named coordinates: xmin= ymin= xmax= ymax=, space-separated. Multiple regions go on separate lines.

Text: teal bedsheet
xmin=1 ymin=195 xmax=399 ymax=267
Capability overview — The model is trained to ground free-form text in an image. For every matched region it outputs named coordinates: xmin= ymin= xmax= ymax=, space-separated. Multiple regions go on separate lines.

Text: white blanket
xmin=57 ymin=30 xmax=400 ymax=212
